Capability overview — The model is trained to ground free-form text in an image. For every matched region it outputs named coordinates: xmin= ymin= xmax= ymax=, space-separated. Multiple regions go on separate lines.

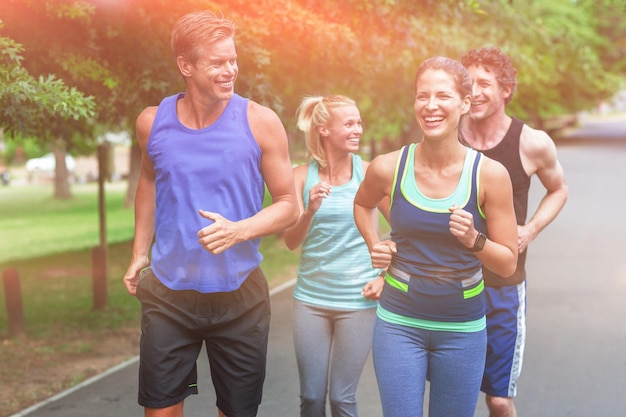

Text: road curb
xmin=9 ymin=356 xmax=140 ymax=417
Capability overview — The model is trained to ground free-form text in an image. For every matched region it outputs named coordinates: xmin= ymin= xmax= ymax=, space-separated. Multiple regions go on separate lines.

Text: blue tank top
xmin=148 ymin=93 xmax=264 ymax=293
xmin=379 ymin=144 xmax=487 ymax=328
xmin=293 ymin=154 xmax=378 ymax=310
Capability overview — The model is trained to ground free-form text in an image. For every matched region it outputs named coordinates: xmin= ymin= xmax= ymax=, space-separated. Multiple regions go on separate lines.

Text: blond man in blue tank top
xmin=122 ymin=11 xmax=298 ymax=417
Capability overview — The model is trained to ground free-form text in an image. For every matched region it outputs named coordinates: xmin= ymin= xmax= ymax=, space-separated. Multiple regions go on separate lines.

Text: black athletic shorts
xmin=136 ymin=267 xmax=271 ymax=417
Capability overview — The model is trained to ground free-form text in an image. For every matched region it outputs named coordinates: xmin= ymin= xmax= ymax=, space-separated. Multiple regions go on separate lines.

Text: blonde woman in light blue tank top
xmin=284 ymin=96 xmax=389 ymax=417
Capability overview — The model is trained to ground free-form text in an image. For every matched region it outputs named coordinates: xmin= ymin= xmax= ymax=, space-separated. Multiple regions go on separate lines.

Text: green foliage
xmin=436 ymin=0 xmax=625 ymax=124
xmin=1 ymin=0 xmax=625 ymax=152
xmin=582 ymin=0 xmax=626 ymax=72
xmin=0 ymin=30 xmax=95 ymax=140
xmin=0 ymin=135 xmax=44 ymax=164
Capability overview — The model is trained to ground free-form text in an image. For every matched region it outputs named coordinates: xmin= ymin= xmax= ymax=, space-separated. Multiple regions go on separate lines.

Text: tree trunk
xmin=53 ymin=139 xmax=72 ymax=200
xmin=124 ymin=143 xmax=141 ymax=208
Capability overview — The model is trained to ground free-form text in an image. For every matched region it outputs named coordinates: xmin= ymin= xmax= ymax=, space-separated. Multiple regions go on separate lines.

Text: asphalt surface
xmin=11 ymin=114 xmax=626 ymax=417
xmin=11 ymin=279 xmax=383 ymax=417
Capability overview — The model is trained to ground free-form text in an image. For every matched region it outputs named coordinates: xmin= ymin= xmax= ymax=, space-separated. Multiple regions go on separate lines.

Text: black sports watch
xmin=470 ymin=232 xmax=487 ymax=252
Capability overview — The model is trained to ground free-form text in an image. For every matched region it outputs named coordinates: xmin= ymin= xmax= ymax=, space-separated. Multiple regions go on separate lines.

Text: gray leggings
xmin=293 ymin=299 xmax=376 ymax=417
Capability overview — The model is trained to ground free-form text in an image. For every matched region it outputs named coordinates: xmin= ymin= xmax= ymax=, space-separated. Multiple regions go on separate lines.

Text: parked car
xmin=25 ymin=153 xmax=76 ymax=172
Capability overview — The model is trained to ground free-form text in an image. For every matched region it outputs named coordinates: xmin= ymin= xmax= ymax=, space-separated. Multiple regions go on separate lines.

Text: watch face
xmin=473 ymin=232 xmax=486 ymax=251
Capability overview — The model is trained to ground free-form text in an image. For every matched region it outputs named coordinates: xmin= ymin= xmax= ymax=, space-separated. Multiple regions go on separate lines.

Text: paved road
xmin=12 ymin=117 xmax=626 ymax=417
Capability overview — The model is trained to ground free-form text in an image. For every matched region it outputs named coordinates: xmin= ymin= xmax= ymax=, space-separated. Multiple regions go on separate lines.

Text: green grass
xmin=0 ymin=183 xmax=300 ymax=340
xmin=0 ymin=241 xmax=141 ymax=339
xmin=0 ymin=182 xmax=135 ymax=263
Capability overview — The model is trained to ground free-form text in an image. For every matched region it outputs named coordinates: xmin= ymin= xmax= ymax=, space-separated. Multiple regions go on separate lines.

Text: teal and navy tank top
xmin=148 ymin=93 xmax=264 ymax=293
xmin=293 ymin=154 xmax=378 ymax=310
xmin=378 ymin=144 xmax=487 ymax=331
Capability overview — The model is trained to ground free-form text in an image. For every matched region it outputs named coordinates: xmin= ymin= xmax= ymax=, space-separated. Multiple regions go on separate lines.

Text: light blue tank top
xmin=293 ymin=154 xmax=378 ymax=310
xmin=148 ymin=93 xmax=264 ymax=293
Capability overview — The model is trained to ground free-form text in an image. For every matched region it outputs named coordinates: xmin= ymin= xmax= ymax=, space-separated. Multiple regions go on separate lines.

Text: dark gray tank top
xmin=461 ymin=117 xmax=530 ymax=286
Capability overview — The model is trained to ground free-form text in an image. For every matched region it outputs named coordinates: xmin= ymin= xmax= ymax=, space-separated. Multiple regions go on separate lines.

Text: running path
xmin=12 ymin=280 xmax=383 ymax=417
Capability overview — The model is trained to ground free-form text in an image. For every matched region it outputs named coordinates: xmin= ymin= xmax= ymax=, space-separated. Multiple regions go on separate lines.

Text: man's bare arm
xmin=123 ymin=107 xmax=157 ymax=295
xmin=520 ymin=127 xmax=568 ymax=252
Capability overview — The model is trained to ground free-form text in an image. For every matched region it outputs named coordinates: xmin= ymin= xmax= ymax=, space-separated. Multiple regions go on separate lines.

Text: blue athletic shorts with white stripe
xmin=481 ymin=282 xmax=527 ymax=398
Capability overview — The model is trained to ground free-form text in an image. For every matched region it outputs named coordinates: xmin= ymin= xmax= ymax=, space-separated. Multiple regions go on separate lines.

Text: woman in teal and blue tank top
xmin=353 ymin=57 xmax=518 ymax=417
xmin=284 ymin=96 xmax=389 ymax=417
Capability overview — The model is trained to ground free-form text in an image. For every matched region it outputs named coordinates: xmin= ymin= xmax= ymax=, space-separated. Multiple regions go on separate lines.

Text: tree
xmin=2 ymin=0 xmax=625 ymax=203
xmin=0 ymin=27 xmax=95 ymax=198
xmin=453 ymin=0 xmax=625 ymax=125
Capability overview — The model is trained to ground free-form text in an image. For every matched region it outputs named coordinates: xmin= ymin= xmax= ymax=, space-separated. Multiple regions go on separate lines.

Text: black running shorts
xmin=136 ymin=267 xmax=271 ymax=416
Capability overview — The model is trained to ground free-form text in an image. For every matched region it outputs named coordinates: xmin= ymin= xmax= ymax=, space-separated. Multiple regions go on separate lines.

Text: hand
xmin=517 ymin=224 xmax=533 ymax=253
xmin=198 ymin=210 xmax=243 ymax=254
xmin=371 ymin=240 xmax=396 ymax=270
xmin=448 ymin=204 xmax=478 ymax=249
xmin=307 ymin=182 xmax=331 ymax=213
xmin=123 ymin=257 xmax=150 ymax=296
xmin=362 ymin=274 xmax=385 ymax=300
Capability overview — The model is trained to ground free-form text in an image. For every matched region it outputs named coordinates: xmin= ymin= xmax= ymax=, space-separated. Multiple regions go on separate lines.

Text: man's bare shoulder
xmin=246 ymin=99 xmax=286 ymax=143
xmin=138 ymin=105 xmax=159 ymax=119
xmin=520 ymin=123 xmax=559 ymax=173
xmin=136 ymin=106 xmax=159 ymax=142
xmin=247 ymin=99 xmax=281 ymax=125
xmin=520 ymin=123 xmax=555 ymax=149
xmin=136 ymin=106 xmax=159 ymax=129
